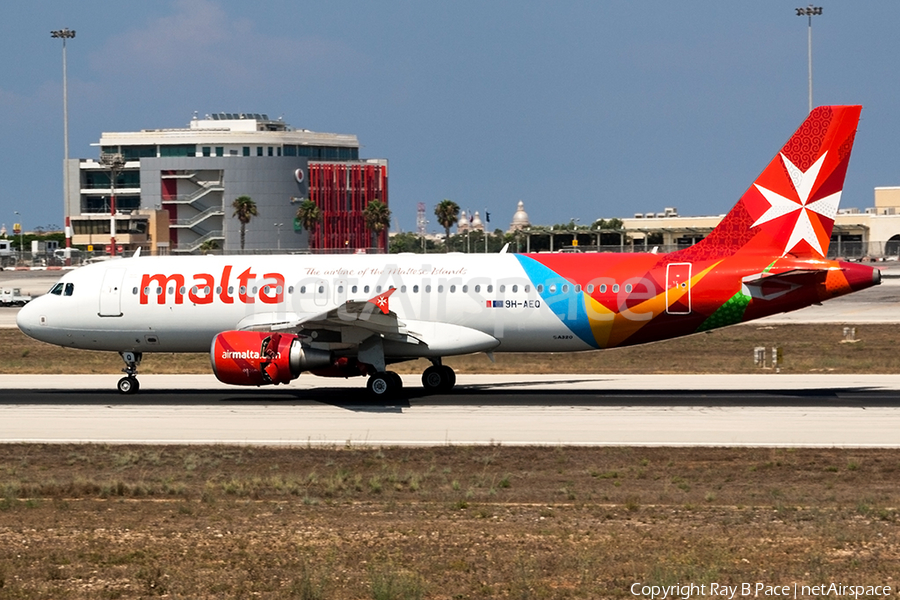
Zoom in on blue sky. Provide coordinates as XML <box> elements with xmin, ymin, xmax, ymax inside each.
<box><xmin>1</xmin><ymin>1</ymin><xmax>898</xmax><ymax>234</ymax></box>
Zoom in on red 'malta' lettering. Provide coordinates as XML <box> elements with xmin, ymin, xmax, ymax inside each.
<box><xmin>139</xmin><ymin>267</ymin><xmax>285</xmax><ymax>305</ymax></box>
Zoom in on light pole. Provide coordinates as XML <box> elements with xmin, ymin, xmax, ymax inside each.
<box><xmin>274</xmin><ymin>222</ymin><xmax>283</xmax><ymax>250</ymax></box>
<box><xmin>99</xmin><ymin>152</ymin><xmax>124</xmax><ymax>256</ymax></box>
<box><xmin>51</xmin><ymin>28</ymin><xmax>75</xmax><ymax>265</ymax></box>
<box><xmin>795</xmin><ymin>5</ymin><xmax>822</xmax><ymax>114</ymax></box>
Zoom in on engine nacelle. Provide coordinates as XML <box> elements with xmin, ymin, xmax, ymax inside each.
<box><xmin>211</xmin><ymin>331</ymin><xmax>332</xmax><ymax>386</ymax></box>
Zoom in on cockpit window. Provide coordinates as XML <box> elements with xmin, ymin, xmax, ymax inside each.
<box><xmin>50</xmin><ymin>283</ymin><xmax>64</xmax><ymax>296</ymax></box>
<box><xmin>64</xmin><ymin>283</ymin><xmax>74</xmax><ymax>297</ymax></box>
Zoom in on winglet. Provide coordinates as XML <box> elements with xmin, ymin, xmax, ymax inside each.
<box><xmin>367</xmin><ymin>287</ymin><xmax>397</xmax><ymax>315</ymax></box>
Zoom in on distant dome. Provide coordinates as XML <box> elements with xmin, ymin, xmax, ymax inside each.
<box><xmin>509</xmin><ymin>200</ymin><xmax>530</xmax><ymax>231</ymax></box>
<box><xmin>457</xmin><ymin>210</ymin><xmax>470</xmax><ymax>233</ymax></box>
<box><xmin>470</xmin><ymin>211</ymin><xmax>484</xmax><ymax>231</ymax></box>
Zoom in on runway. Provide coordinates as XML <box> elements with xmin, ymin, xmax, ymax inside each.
<box><xmin>3</xmin><ymin>267</ymin><xmax>900</xmax><ymax>447</ymax></box>
<box><xmin>3</xmin><ymin>374</ymin><xmax>900</xmax><ymax>447</ymax></box>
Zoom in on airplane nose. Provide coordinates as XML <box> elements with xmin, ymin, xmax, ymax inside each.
<box><xmin>16</xmin><ymin>298</ymin><xmax>44</xmax><ymax>340</ymax></box>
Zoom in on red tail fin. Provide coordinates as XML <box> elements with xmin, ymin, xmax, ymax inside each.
<box><xmin>674</xmin><ymin>106</ymin><xmax>861</xmax><ymax>262</ymax></box>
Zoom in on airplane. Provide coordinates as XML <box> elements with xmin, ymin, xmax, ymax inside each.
<box><xmin>17</xmin><ymin>105</ymin><xmax>880</xmax><ymax>396</ymax></box>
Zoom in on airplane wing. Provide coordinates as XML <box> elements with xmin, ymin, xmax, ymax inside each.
<box><xmin>242</xmin><ymin>287</ymin><xmax>414</xmax><ymax>344</ymax></box>
<box><xmin>239</xmin><ymin>287</ymin><xmax>497</xmax><ymax>358</ymax></box>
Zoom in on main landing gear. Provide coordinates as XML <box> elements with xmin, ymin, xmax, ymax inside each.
<box><xmin>118</xmin><ymin>351</ymin><xmax>142</xmax><ymax>395</ymax></box>
<box><xmin>366</xmin><ymin>371</ymin><xmax>403</xmax><ymax>398</ymax></box>
<box><xmin>364</xmin><ymin>360</ymin><xmax>457</xmax><ymax>398</ymax></box>
<box><xmin>421</xmin><ymin>362</ymin><xmax>456</xmax><ymax>393</ymax></box>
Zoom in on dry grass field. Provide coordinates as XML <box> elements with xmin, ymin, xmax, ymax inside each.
<box><xmin>2</xmin><ymin>445</ymin><xmax>900</xmax><ymax>599</ymax></box>
<box><xmin>2</xmin><ymin>324</ymin><xmax>899</xmax><ymax>598</ymax></box>
<box><xmin>1</xmin><ymin>322</ymin><xmax>899</xmax><ymax>375</ymax></box>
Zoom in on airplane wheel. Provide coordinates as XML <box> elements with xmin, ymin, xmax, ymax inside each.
<box><xmin>117</xmin><ymin>376</ymin><xmax>139</xmax><ymax>395</ymax></box>
<box><xmin>367</xmin><ymin>372</ymin><xmax>393</xmax><ymax>398</ymax></box>
<box><xmin>387</xmin><ymin>371</ymin><xmax>403</xmax><ymax>390</ymax></box>
<box><xmin>422</xmin><ymin>365</ymin><xmax>456</xmax><ymax>393</ymax></box>
<box><xmin>441</xmin><ymin>365</ymin><xmax>456</xmax><ymax>391</ymax></box>
<box><xmin>422</xmin><ymin>365</ymin><xmax>445</xmax><ymax>393</ymax></box>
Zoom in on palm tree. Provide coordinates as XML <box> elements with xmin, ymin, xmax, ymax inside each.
<box><xmin>198</xmin><ymin>239</ymin><xmax>219</xmax><ymax>254</ymax></box>
<box><xmin>231</xmin><ymin>195</ymin><xmax>258</xmax><ymax>251</ymax></box>
<box><xmin>434</xmin><ymin>199</ymin><xmax>459</xmax><ymax>251</ymax></box>
<box><xmin>296</xmin><ymin>199</ymin><xmax>322</xmax><ymax>249</ymax></box>
<box><xmin>363</xmin><ymin>199</ymin><xmax>391</xmax><ymax>251</ymax></box>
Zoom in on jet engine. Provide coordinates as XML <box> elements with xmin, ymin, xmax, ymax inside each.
<box><xmin>211</xmin><ymin>331</ymin><xmax>332</xmax><ymax>386</ymax></box>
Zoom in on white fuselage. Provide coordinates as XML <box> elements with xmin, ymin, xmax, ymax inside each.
<box><xmin>17</xmin><ymin>253</ymin><xmax>595</xmax><ymax>356</ymax></box>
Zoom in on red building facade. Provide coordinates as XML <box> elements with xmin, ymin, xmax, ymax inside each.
<box><xmin>308</xmin><ymin>161</ymin><xmax>389</xmax><ymax>251</ymax></box>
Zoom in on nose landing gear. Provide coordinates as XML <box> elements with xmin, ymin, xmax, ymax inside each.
<box><xmin>118</xmin><ymin>351</ymin><xmax>142</xmax><ymax>394</ymax></box>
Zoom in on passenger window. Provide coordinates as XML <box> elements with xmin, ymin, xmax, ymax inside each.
<box><xmin>537</xmin><ymin>284</ymin><xmax>543</xmax><ymax>293</ymax></box>
<box><xmin>587</xmin><ymin>284</ymin><xmax>594</xmax><ymax>293</ymax></box>
<box><xmin>499</xmin><ymin>285</ymin><xmax>505</xmax><ymax>293</ymax></box>
<box><xmin>426</xmin><ymin>285</ymin><xmax>431</xmax><ymax>293</ymax></box>
<box><xmin>600</xmin><ymin>284</ymin><xmax>607</xmax><ymax>293</ymax></box>
<box><xmin>300</xmin><ymin>286</ymin><xmax>306</xmax><ymax>294</ymax></box>
<box><xmin>525</xmin><ymin>285</ymin><xmax>530</xmax><ymax>293</ymax></box>
<box><xmin>613</xmin><ymin>284</ymin><xmax>620</xmax><ymax>293</ymax></box>
<box><xmin>549</xmin><ymin>284</ymin><xmax>557</xmax><ymax>293</ymax></box>
<box><xmin>364</xmin><ymin>285</ymin><xmax>370</xmax><ymax>294</ymax></box>
<box><xmin>437</xmin><ymin>285</ymin><xmax>443</xmax><ymax>293</ymax></box>
<box><xmin>132</xmin><ymin>287</ymin><xmax>138</xmax><ymax>295</ymax></box>
<box><xmin>352</xmin><ymin>285</ymin><xmax>358</xmax><ymax>294</ymax></box>
<box><xmin>562</xmin><ymin>285</ymin><xmax>568</xmax><ymax>293</ymax></box>
<box><xmin>487</xmin><ymin>285</ymin><xmax>493</xmax><ymax>293</ymax></box>
<box><xmin>462</xmin><ymin>285</ymin><xmax>468</xmax><ymax>293</ymax></box>
<box><xmin>412</xmin><ymin>285</ymin><xmax>418</xmax><ymax>293</ymax></box>
<box><xmin>338</xmin><ymin>285</ymin><xmax>344</xmax><ymax>294</ymax></box>
<box><xmin>474</xmin><ymin>285</ymin><xmax>481</xmax><ymax>293</ymax></box>
<box><xmin>376</xmin><ymin>286</ymin><xmax>382</xmax><ymax>293</ymax></box>
<box><xmin>625</xmin><ymin>284</ymin><xmax>633</xmax><ymax>293</ymax></box>
<box><xmin>512</xmin><ymin>285</ymin><xmax>518</xmax><ymax>293</ymax></box>
<box><xmin>450</xmin><ymin>285</ymin><xmax>456</xmax><ymax>293</ymax></box>
<box><xmin>288</xmin><ymin>286</ymin><xmax>294</xmax><ymax>294</ymax></box>
<box><xmin>317</xmin><ymin>286</ymin><xmax>324</xmax><ymax>294</ymax></box>
<box><xmin>64</xmin><ymin>283</ymin><xmax>74</xmax><ymax>297</ymax></box>
<box><xmin>575</xmin><ymin>285</ymin><xmax>582</xmax><ymax>293</ymax></box>
<box><xmin>401</xmin><ymin>285</ymin><xmax>407</xmax><ymax>293</ymax></box>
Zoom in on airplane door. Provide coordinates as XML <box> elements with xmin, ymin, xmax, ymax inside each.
<box><xmin>665</xmin><ymin>262</ymin><xmax>692</xmax><ymax>315</ymax></box>
<box><xmin>99</xmin><ymin>268</ymin><xmax>125</xmax><ymax>317</ymax></box>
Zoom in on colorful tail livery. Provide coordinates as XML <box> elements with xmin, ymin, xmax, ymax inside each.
<box><xmin>17</xmin><ymin>106</ymin><xmax>880</xmax><ymax>397</ymax></box>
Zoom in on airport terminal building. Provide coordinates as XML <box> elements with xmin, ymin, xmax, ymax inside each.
<box><xmin>64</xmin><ymin>113</ymin><xmax>388</xmax><ymax>255</ymax></box>
<box><xmin>621</xmin><ymin>188</ymin><xmax>900</xmax><ymax>258</ymax></box>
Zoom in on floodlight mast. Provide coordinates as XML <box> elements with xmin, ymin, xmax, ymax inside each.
<box><xmin>100</xmin><ymin>153</ymin><xmax>125</xmax><ymax>257</ymax></box>
<box><xmin>51</xmin><ymin>28</ymin><xmax>76</xmax><ymax>265</ymax></box>
<box><xmin>795</xmin><ymin>5</ymin><xmax>822</xmax><ymax>114</ymax></box>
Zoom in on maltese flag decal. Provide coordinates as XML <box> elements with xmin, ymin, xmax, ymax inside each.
<box><xmin>367</xmin><ymin>287</ymin><xmax>396</xmax><ymax>315</ymax></box>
